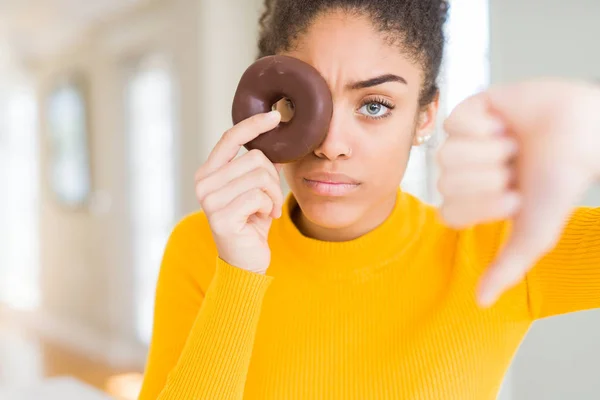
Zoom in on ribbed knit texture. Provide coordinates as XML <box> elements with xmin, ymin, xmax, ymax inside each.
<box><xmin>139</xmin><ymin>190</ymin><xmax>600</xmax><ymax>400</ymax></box>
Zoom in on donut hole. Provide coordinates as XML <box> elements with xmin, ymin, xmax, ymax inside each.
<box><xmin>271</xmin><ymin>97</ymin><xmax>295</xmax><ymax>123</ymax></box>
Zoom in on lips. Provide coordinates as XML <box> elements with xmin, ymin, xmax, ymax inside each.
<box><xmin>302</xmin><ymin>172</ymin><xmax>361</xmax><ymax>196</ymax></box>
<box><xmin>303</xmin><ymin>172</ymin><xmax>360</xmax><ymax>185</ymax></box>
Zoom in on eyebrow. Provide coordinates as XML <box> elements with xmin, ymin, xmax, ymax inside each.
<box><xmin>346</xmin><ymin>74</ymin><xmax>408</xmax><ymax>90</ymax></box>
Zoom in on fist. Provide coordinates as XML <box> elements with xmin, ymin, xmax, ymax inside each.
<box><xmin>438</xmin><ymin>79</ymin><xmax>600</xmax><ymax>306</ymax></box>
<box><xmin>437</xmin><ymin>103</ymin><xmax>521</xmax><ymax>228</ymax></box>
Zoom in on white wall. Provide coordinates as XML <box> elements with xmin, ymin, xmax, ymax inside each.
<box><xmin>490</xmin><ymin>1</ymin><xmax>600</xmax><ymax>398</ymax></box>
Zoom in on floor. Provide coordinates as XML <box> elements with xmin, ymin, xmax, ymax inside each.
<box><xmin>0</xmin><ymin>310</ymin><xmax>144</xmax><ymax>399</ymax></box>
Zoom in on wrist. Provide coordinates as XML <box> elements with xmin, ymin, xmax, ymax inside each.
<box><xmin>590</xmin><ymin>85</ymin><xmax>600</xmax><ymax>178</ymax></box>
<box><xmin>575</xmin><ymin>82</ymin><xmax>600</xmax><ymax>179</ymax></box>
<box><xmin>215</xmin><ymin>257</ymin><xmax>273</xmax><ymax>285</ymax></box>
<box><xmin>217</xmin><ymin>255</ymin><xmax>268</xmax><ymax>275</ymax></box>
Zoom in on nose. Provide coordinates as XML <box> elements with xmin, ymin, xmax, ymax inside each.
<box><xmin>313</xmin><ymin>108</ymin><xmax>352</xmax><ymax>161</ymax></box>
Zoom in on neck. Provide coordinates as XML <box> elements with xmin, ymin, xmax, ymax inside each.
<box><xmin>293</xmin><ymin>193</ymin><xmax>398</xmax><ymax>242</ymax></box>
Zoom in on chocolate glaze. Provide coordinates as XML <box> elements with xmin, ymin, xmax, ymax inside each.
<box><xmin>232</xmin><ymin>55</ymin><xmax>333</xmax><ymax>163</ymax></box>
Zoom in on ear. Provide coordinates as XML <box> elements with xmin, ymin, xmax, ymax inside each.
<box><xmin>412</xmin><ymin>92</ymin><xmax>440</xmax><ymax>146</ymax></box>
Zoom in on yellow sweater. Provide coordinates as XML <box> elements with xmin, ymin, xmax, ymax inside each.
<box><xmin>139</xmin><ymin>190</ymin><xmax>600</xmax><ymax>399</ymax></box>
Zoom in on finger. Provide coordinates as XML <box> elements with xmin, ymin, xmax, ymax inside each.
<box><xmin>229</xmin><ymin>150</ymin><xmax>280</xmax><ymax>183</ymax></box>
<box><xmin>444</xmin><ymin>93</ymin><xmax>506</xmax><ymax>138</ymax></box>
<box><xmin>196</xmin><ymin>149</ymin><xmax>280</xmax><ymax>201</ymax></box>
<box><xmin>195</xmin><ymin>110</ymin><xmax>281</xmax><ymax>181</ymax></box>
<box><xmin>477</xmin><ymin>166</ymin><xmax>590</xmax><ymax>307</ymax></box>
<box><xmin>210</xmin><ymin>188</ymin><xmax>274</xmax><ymax>236</ymax></box>
<box><xmin>438</xmin><ymin>166</ymin><xmax>514</xmax><ymax>198</ymax></box>
<box><xmin>440</xmin><ymin>191</ymin><xmax>522</xmax><ymax>229</ymax></box>
<box><xmin>485</xmin><ymin>81</ymin><xmax>556</xmax><ymax>132</ymax></box>
<box><xmin>437</xmin><ymin>137</ymin><xmax>518</xmax><ymax>169</ymax></box>
<box><xmin>201</xmin><ymin>167</ymin><xmax>284</xmax><ymax>218</ymax></box>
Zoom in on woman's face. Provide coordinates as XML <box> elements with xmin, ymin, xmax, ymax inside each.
<box><xmin>281</xmin><ymin>10</ymin><xmax>438</xmax><ymax>239</ymax></box>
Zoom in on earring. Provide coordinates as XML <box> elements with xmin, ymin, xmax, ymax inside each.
<box><xmin>416</xmin><ymin>135</ymin><xmax>431</xmax><ymax>145</ymax></box>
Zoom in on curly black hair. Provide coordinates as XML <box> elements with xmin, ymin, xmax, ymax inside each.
<box><xmin>257</xmin><ymin>0</ymin><xmax>449</xmax><ymax>107</ymax></box>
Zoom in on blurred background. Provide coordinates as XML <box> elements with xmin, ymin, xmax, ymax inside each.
<box><xmin>0</xmin><ymin>0</ymin><xmax>599</xmax><ymax>399</ymax></box>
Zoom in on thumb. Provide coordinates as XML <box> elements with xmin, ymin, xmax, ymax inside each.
<box><xmin>477</xmin><ymin>165</ymin><xmax>588</xmax><ymax>307</ymax></box>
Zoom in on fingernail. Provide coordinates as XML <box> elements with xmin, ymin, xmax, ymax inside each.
<box><xmin>267</xmin><ymin>110</ymin><xmax>281</xmax><ymax>121</ymax></box>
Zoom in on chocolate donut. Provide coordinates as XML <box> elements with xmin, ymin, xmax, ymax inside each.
<box><xmin>231</xmin><ymin>55</ymin><xmax>333</xmax><ymax>163</ymax></box>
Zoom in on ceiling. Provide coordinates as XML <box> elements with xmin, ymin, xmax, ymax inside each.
<box><xmin>0</xmin><ymin>0</ymin><xmax>144</xmax><ymax>60</ymax></box>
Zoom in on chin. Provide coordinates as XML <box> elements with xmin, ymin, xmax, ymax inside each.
<box><xmin>294</xmin><ymin>193</ymin><xmax>364</xmax><ymax>230</ymax></box>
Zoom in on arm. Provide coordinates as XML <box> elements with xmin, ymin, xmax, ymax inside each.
<box><xmin>470</xmin><ymin>208</ymin><xmax>600</xmax><ymax>319</ymax></box>
<box><xmin>526</xmin><ymin>207</ymin><xmax>600</xmax><ymax>319</ymax></box>
<box><xmin>138</xmin><ymin>213</ymin><xmax>273</xmax><ymax>400</ymax></box>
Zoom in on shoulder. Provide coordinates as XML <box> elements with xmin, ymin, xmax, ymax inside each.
<box><xmin>402</xmin><ymin>192</ymin><xmax>457</xmax><ymax>242</ymax></box>
<box><xmin>458</xmin><ymin>220</ymin><xmax>509</xmax><ymax>265</ymax></box>
<box><xmin>160</xmin><ymin>210</ymin><xmax>218</xmax><ymax>295</ymax></box>
<box><xmin>399</xmin><ymin>191</ymin><xmax>510</xmax><ymax>246</ymax></box>
<box><xmin>167</xmin><ymin>210</ymin><xmax>215</xmax><ymax>251</ymax></box>
<box><xmin>408</xmin><ymin>192</ymin><xmax>510</xmax><ymax>267</ymax></box>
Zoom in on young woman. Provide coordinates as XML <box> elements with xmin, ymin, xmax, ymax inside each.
<box><xmin>138</xmin><ymin>0</ymin><xmax>600</xmax><ymax>398</ymax></box>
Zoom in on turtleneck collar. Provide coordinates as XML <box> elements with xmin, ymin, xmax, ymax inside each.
<box><xmin>271</xmin><ymin>188</ymin><xmax>426</xmax><ymax>280</ymax></box>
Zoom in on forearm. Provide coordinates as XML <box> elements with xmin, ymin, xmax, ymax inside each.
<box><xmin>156</xmin><ymin>258</ymin><xmax>273</xmax><ymax>400</ymax></box>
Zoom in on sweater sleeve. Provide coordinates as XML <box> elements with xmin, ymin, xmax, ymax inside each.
<box><xmin>526</xmin><ymin>207</ymin><xmax>600</xmax><ymax>319</ymax></box>
<box><xmin>138</xmin><ymin>214</ymin><xmax>273</xmax><ymax>400</ymax></box>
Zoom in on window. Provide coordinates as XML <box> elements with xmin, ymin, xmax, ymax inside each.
<box><xmin>0</xmin><ymin>83</ymin><xmax>40</xmax><ymax>310</ymax></box>
<box><xmin>125</xmin><ymin>55</ymin><xmax>177</xmax><ymax>345</ymax></box>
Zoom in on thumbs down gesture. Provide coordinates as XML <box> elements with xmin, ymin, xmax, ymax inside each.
<box><xmin>438</xmin><ymin>79</ymin><xmax>600</xmax><ymax>307</ymax></box>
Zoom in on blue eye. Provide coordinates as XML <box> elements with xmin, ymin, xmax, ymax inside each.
<box><xmin>358</xmin><ymin>99</ymin><xmax>394</xmax><ymax>119</ymax></box>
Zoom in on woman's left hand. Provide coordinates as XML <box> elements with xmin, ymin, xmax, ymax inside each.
<box><xmin>437</xmin><ymin>78</ymin><xmax>600</xmax><ymax>307</ymax></box>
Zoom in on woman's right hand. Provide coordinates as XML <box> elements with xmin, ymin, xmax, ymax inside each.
<box><xmin>195</xmin><ymin>110</ymin><xmax>284</xmax><ymax>274</ymax></box>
